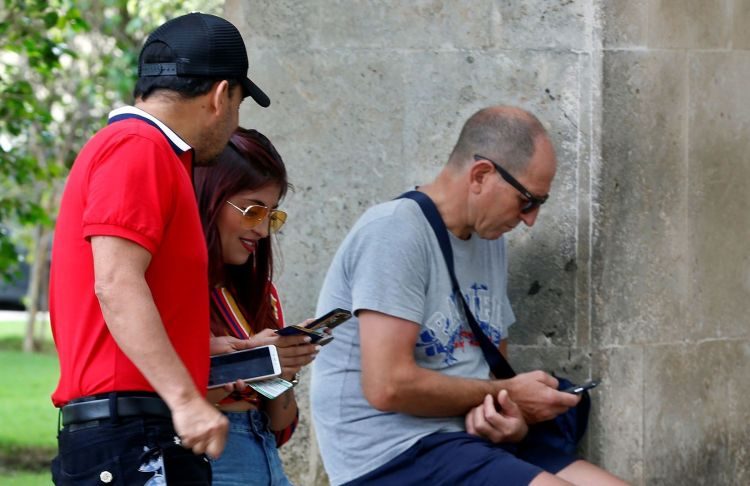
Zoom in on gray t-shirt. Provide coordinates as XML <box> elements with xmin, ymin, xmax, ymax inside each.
<box><xmin>311</xmin><ymin>198</ymin><xmax>516</xmax><ymax>485</ymax></box>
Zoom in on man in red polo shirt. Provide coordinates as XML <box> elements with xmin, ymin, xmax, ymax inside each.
<box><xmin>49</xmin><ymin>13</ymin><xmax>271</xmax><ymax>485</ymax></box>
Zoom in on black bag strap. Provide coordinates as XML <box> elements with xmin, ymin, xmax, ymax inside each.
<box><xmin>399</xmin><ymin>190</ymin><xmax>516</xmax><ymax>379</ymax></box>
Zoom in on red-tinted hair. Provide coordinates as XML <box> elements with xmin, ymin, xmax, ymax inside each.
<box><xmin>194</xmin><ymin>128</ymin><xmax>290</xmax><ymax>333</ymax></box>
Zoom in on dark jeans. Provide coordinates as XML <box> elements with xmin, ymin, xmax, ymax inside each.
<box><xmin>51</xmin><ymin>415</ymin><xmax>211</xmax><ymax>485</ymax></box>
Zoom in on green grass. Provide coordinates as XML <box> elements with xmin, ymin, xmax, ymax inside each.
<box><xmin>0</xmin><ymin>320</ymin><xmax>57</xmax><ymax>483</ymax></box>
<box><xmin>0</xmin><ymin>470</ymin><xmax>52</xmax><ymax>485</ymax></box>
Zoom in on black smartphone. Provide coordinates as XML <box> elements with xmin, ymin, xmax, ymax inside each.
<box><xmin>208</xmin><ymin>345</ymin><xmax>281</xmax><ymax>389</ymax></box>
<box><xmin>275</xmin><ymin>308</ymin><xmax>353</xmax><ymax>342</ymax></box>
<box><xmin>562</xmin><ymin>379</ymin><xmax>600</xmax><ymax>395</ymax></box>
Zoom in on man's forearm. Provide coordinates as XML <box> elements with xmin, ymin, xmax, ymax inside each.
<box><xmin>96</xmin><ymin>278</ymin><xmax>203</xmax><ymax>410</ymax></box>
<box><xmin>364</xmin><ymin>363</ymin><xmax>508</xmax><ymax>417</ymax></box>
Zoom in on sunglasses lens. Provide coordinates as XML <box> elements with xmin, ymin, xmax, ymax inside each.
<box><xmin>521</xmin><ymin>202</ymin><xmax>536</xmax><ymax>214</ymax></box>
<box><xmin>243</xmin><ymin>206</ymin><xmax>269</xmax><ymax>226</ymax></box>
<box><xmin>269</xmin><ymin>211</ymin><xmax>288</xmax><ymax>232</ymax></box>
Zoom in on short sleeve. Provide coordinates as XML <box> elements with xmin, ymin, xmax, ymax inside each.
<box><xmin>499</xmin><ymin>238</ymin><xmax>516</xmax><ymax>337</ymax></box>
<box><xmin>82</xmin><ymin>134</ymin><xmax>178</xmax><ymax>254</ymax></box>
<box><xmin>344</xmin><ymin>205</ymin><xmax>430</xmax><ymax>326</ymax></box>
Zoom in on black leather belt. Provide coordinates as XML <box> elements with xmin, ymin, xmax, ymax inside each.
<box><xmin>61</xmin><ymin>395</ymin><xmax>171</xmax><ymax>427</ymax></box>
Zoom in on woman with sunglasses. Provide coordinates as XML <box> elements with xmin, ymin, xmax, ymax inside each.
<box><xmin>194</xmin><ymin>127</ymin><xmax>318</xmax><ymax>486</ymax></box>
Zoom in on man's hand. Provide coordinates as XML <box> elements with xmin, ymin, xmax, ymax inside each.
<box><xmin>171</xmin><ymin>395</ymin><xmax>229</xmax><ymax>458</ymax></box>
<box><xmin>504</xmin><ymin>370</ymin><xmax>580</xmax><ymax>424</ymax></box>
<box><xmin>465</xmin><ymin>389</ymin><xmax>528</xmax><ymax>443</ymax></box>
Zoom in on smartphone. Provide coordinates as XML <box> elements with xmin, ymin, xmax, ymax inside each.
<box><xmin>562</xmin><ymin>379</ymin><xmax>600</xmax><ymax>395</ymax></box>
<box><xmin>207</xmin><ymin>345</ymin><xmax>281</xmax><ymax>389</ymax></box>
<box><xmin>275</xmin><ymin>308</ymin><xmax>353</xmax><ymax>341</ymax></box>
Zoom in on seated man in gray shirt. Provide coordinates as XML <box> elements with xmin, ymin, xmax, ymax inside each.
<box><xmin>311</xmin><ymin>106</ymin><xmax>628</xmax><ymax>486</ymax></box>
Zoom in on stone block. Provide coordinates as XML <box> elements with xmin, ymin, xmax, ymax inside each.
<box><xmin>642</xmin><ymin>341</ymin><xmax>749</xmax><ymax>485</ymax></box>
<box><xmin>687</xmin><ymin>51</ymin><xmax>750</xmax><ymax>340</ymax></box>
<box><xmin>593</xmin><ymin>50</ymin><xmax>690</xmax><ymax>347</ymax></box>
<box><xmin>648</xmin><ymin>0</ymin><xmax>732</xmax><ymax>48</ymax></box>
<box><xmin>599</xmin><ymin>0</ymin><xmax>648</xmax><ymax>48</ymax></box>
<box><xmin>226</xmin><ymin>0</ymin><xmax>317</xmax><ymax>51</ymax></box>
<box><xmin>733</xmin><ymin>0</ymin><xmax>750</xmax><ymax>49</ymax></box>
<box><xmin>312</xmin><ymin>0</ymin><xmax>495</xmax><ymax>50</ymax></box>
<box><xmin>490</xmin><ymin>0</ymin><xmax>590</xmax><ymax>49</ymax></box>
<box><xmin>508</xmin><ymin>344</ymin><xmax>591</xmax><ymax>381</ymax></box>
<box><xmin>231</xmin><ymin>0</ymin><xmax>496</xmax><ymax>50</ymax></box>
<box><xmin>589</xmin><ymin>346</ymin><xmax>645</xmax><ymax>484</ymax></box>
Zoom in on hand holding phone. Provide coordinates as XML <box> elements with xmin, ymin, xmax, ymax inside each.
<box><xmin>275</xmin><ymin>308</ymin><xmax>352</xmax><ymax>345</ymax></box>
<box><xmin>562</xmin><ymin>379</ymin><xmax>600</xmax><ymax>395</ymax></box>
<box><xmin>208</xmin><ymin>345</ymin><xmax>282</xmax><ymax>389</ymax></box>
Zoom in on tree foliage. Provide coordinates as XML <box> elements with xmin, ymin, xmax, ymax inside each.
<box><xmin>0</xmin><ymin>0</ymin><xmax>223</xmax><ymax>281</ymax></box>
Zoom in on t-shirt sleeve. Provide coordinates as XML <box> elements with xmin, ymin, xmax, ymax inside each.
<box><xmin>499</xmin><ymin>237</ymin><xmax>516</xmax><ymax>337</ymax></box>
<box><xmin>82</xmin><ymin>134</ymin><xmax>177</xmax><ymax>254</ymax></box>
<box><xmin>344</xmin><ymin>210</ymin><xmax>430</xmax><ymax>326</ymax></box>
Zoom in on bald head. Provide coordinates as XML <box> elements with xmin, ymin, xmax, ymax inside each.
<box><xmin>448</xmin><ymin>106</ymin><xmax>549</xmax><ymax>175</ymax></box>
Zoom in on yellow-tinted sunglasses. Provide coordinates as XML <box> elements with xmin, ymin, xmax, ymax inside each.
<box><xmin>226</xmin><ymin>201</ymin><xmax>288</xmax><ymax>233</ymax></box>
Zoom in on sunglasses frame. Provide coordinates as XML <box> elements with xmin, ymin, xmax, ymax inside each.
<box><xmin>473</xmin><ymin>154</ymin><xmax>548</xmax><ymax>214</ymax></box>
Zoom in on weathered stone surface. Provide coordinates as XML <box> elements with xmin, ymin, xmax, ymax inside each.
<box><xmin>733</xmin><ymin>0</ymin><xmax>750</xmax><ymax>49</ymax></box>
<box><xmin>648</xmin><ymin>0</ymin><xmax>733</xmax><ymax>48</ymax></box>
<box><xmin>593</xmin><ymin>50</ymin><xmax>691</xmax><ymax>347</ymax></box>
<box><xmin>590</xmin><ymin>346</ymin><xmax>645</xmax><ymax>484</ymax></box>
<box><xmin>490</xmin><ymin>0</ymin><xmax>590</xmax><ymax>50</ymax></box>
<box><xmin>642</xmin><ymin>341</ymin><xmax>749</xmax><ymax>485</ymax></box>
<box><xmin>599</xmin><ymin>0</ymin><xmax>648</xmax><ymax>48</ymax></box>
<box><xmin>687</xmin><ymin>51</ymin><xmax>750</xmax><ymax>341</ymax></box>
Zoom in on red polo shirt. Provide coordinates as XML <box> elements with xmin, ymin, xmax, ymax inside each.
<box><xmin>50</xmin><ymin>106</ymin><xmax>209</xmax><ymax>406</ymax></box>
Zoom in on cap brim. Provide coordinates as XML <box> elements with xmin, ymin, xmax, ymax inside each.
<box><xmin>242</xmin><ymin>78</ymin><xmax>270</xmax><ymax>107</ymax></box>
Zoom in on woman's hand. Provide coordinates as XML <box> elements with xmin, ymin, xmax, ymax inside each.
<box><xmin>210</xmin><ymin>335</ymin><xmax>255</xmax><ymax>355</ymax></box>
<box><xmin>465</xmin><ymin>389</ymin><xmax>528</xmax><ymax>443</ymax></box>
<box><xmin>249</xmin><ymin>327</ymin><xmax>320</xmax><ymax>381</ymax></box>
<box><xmin>209</xmin><ymin>322</ymin><xmax>320</xmax><ymax>383</ymax></box>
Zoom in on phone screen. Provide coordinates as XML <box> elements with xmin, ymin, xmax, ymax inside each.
<box><xmin>208</xmin><ymin>346</ymin><xmax>278</xmax><ymax>388</ymax></box>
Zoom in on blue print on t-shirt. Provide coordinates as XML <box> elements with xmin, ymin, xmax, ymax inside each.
<box><xmin>415</xmin><ymin>283</ymin><xmax>502</xmax><ymax>366</ymax></box>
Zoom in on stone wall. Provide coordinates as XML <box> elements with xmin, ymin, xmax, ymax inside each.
<box><xmin>225</xmin><ymin>1</ymin><xmax>749</xmax><ymax>484</ymax></box>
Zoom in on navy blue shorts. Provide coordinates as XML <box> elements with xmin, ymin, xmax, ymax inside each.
<box><xmin>344</xmin><ymin>431</ymin><xmax>577</xmax><ymax>486</ymax></box>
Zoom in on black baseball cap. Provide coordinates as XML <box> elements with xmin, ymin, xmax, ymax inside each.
<box><xmin>138</xmin><ymin>12</ymin><xmax>270</xmax><ymax>107</ymax></box>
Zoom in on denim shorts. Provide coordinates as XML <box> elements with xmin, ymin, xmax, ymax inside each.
<box><xmin>210</xmin><ymin>410</ymin><xmax>292</xmax><ymax>486</ymax></box>
<box><xmin>51</xmin><ymin>415</ymin><xmax>211</xmax><ymax>485</ymax></box>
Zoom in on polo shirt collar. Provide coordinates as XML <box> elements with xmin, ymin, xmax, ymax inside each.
<box><xmin>108</xmin><ymin>106</ymin><xmax>192</xmax><ymax>156</ymax></box>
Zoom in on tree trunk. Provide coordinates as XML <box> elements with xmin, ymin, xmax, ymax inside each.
<box><xmin>23</xmin><ymin>226</ymin><xmax>52</xmax><ymax>353</ymax></box>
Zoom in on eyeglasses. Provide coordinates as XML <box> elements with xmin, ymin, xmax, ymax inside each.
<box><xmin>473</xmin><ymin>154</ymin><xmax>548</xmax><ymax>214</ymax></box>
<box><xmin>226</xmin><ymin>201</ymin><xmax>288</xmax><ymax>233</ymax></box>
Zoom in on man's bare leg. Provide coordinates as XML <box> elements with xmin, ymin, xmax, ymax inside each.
<box><xmin>555</xmin><ymin>459</ymin><xmax>630</xmax><ymax>486</ymax></box>
<box><xmin>530</xmin><ymin>471</ymin><xmax>575</xmax><ymax>486</ymax></box>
